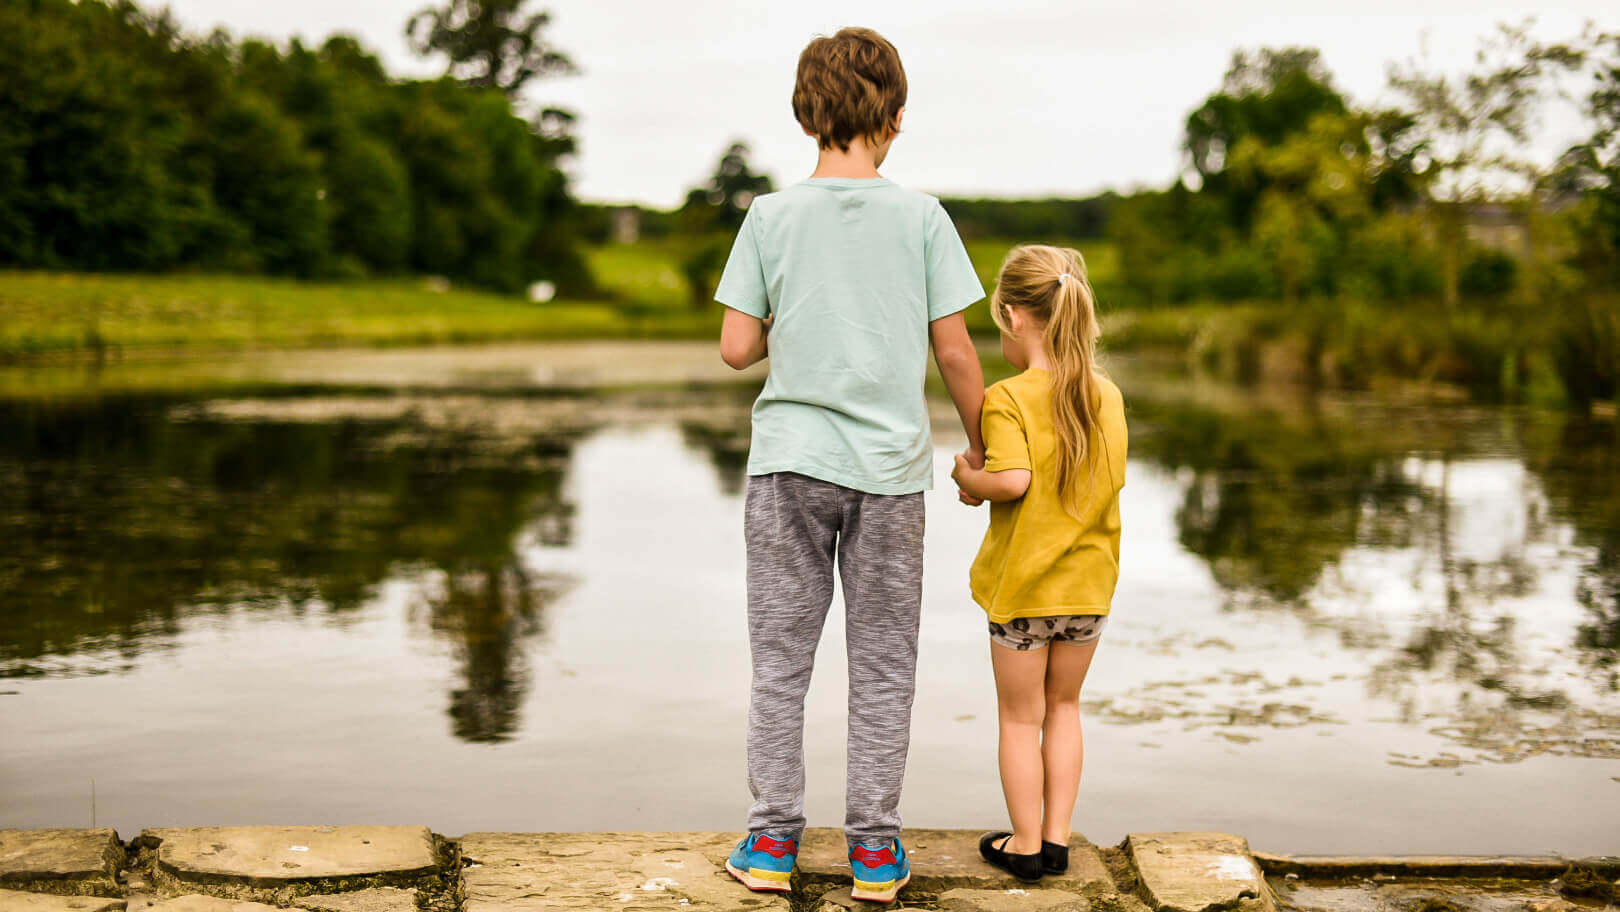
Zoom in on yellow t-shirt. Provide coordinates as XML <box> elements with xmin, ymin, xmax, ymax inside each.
<box><xmin>968</xmin><ymin>369</ymin><xmax>1127</xmax><ymax>624</ymax></box>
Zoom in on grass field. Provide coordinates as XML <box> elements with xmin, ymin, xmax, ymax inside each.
<box><xmin>0</xmin><ymin>238</ymin><xmax>1116</xmax><ymax>360</ymax></box>
<box><xmin>0</xmin><ymin>268</ymin><xmax>713</xmax><ymax>360</ymax></box>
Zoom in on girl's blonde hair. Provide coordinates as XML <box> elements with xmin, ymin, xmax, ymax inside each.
<box><xmin>990</xmin><ymin>244</ymin><xmax>1105</xmax><ymax>513</ymax></box>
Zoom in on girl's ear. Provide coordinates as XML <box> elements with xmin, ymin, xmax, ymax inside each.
<box><xmin>1006</xmin><ymin>306</ymin><xmax>1026</xmax><ymax>336</ymax></box>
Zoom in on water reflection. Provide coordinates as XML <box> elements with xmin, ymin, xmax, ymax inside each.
<box><xmin>1127</xmin><ymin>390</ymin><xmax>1620</xmax><ymax>764</ymax></box>
<box><xmin>0</xmin><ymin>394</ymin><xmax>582</xmax><ymax>743</ymax></box>
<box><xmin>1</xmin><ymin>371</ymin><xmax>1616</xmax><ymax>779</ymax></box>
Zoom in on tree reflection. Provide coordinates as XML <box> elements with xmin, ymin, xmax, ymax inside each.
<box><xmin>679</xmin><ymin>420</ymin><xmax>750</xmax><ymax>496</ymax></box>
<box><xmin>0</xmin><ymin>393</ymin><xmax>582</xmax><ymax>743</ymax></box>
<box><xmin>1524</xmin><ymin>414</ymin><xmax>1620</xmax><ymax>691</ymax></box>
<box><xmin>1130</xmin><ymin>387</ymin><xmax>1620</xmax><ymax>761</ymax></box>
<box><xmin>1130</xmin><ymin>394</ymin><xmax>1431</xmax><ymax>603</ymax></box>
<box><xmin>424</xmin><ymin>561</ymin><xmax>567</xmax><ymax>743</ymax></box>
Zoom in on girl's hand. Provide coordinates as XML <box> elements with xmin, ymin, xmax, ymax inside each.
<box><xmin>952</xmin><ymin>453</ymin><xmax>984</xmax><ymax>506</ymax></box>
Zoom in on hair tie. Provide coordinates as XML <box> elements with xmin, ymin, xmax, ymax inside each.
<box><xmin>1057</xmin><ymin>273</ymin><xmax>1072</xmax><ymax>285</ymax></box>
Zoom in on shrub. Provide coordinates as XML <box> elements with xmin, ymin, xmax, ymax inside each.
<box><xmin>1459</xmin><ymin>248</ymin><xmax>1519</xmax><ymax>296</ymax></box>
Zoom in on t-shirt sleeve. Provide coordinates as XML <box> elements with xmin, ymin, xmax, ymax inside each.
<box><xmin>981</xmin><ymin>383</ymin><xmax>1031</xmax><ymax>473</ymax></box>
<box><xmin>924</xmin><ymin>201</ymin><xmax>985</xmax><ymax>322</ymax></box>
<box><xmin>714</xmin><ymin>206</ymin><xmax>770</xmax><ymax>318</ymax></box>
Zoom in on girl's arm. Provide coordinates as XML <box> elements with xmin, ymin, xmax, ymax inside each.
<box><xmin>720</xmin><ymin>308</ymin><xmax>768</xmax><ymax>370</ymax></box>
<box><xmin>952</xmin><ymin>455</ymin><xmax>1031</xmax><ymax>503</ymax></box>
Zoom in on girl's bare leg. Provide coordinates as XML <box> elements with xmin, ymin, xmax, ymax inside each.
<box><xmin>1040</xmin><ymin>639</ymin><xmax>1100</xmax><ymax>846</ymax></box>
<box><xmin>990</xmin><ymin>640</ymin><xmax>1049</xmax><ymax>855</ymax></box>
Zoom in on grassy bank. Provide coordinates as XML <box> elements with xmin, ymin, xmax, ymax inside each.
<box><xmin>0</xmin><ymin>269</ymin><xmax>719</xmax><ymax>360</ymax></box>
<box><xmin>0</xmin><ymin>238</ymin><xmax>1119</xmax><ymax>360</ymax></box>
<box><xmin>1112</xmin><ymin>296</ymin><xmax>1620</xmax><ymax>408</ymax></box>
<box><xmin>4</xmin><ymin>244</ymin><xmax>1612</xmax><ymax>411</ymax></box>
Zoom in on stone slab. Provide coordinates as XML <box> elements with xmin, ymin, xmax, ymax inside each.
<box><xmin>288</xmin><ymin>888</ymin><xmax>419</xmax><ymax>912</ymax></box>
<box><xmin>1253</xmin><ymin>852</ymin><xmax>1620</xmax><ymax>880</ymax></box>
<box><xmin>128</xmin><ymin>897</ymin><xmax>282</xmax><ymax>912</ymax></box>
<box><xmin>459</xmin><ymin>832</ymin><xmax>790</xmax><ymax>911</ymax></box>
<box><xmin>139</xmin><ymin>827</ymin><xmax>439</xmax><ymax>888</ymax></box>
<box><xmin>0</xmin><ymin>891</ymin><xmax>125</xmax><ymax>912</ymax></box>
<box><xmin>0</xmin><ymin>894</ymin><xmax>123</xmax><ymax>912</ymax></box>
<box><xmin>939</xmin><ymin>887</ymin><xmax>1092</xmax><ymax>912</ymax></box>
<box><xmin>1126</xmin><ymin>833</ymin><xmax>1270</xmax><ymax>912</ymax></box>
<box><xmin>796</xmin><ymin>829</ymin><xmax>1112</xmax><ymax>894</ymax></box>
<box><xmin>0</xmin><ymin>830</ymin><xmax>122</xmax><ymax>892</ymax></box>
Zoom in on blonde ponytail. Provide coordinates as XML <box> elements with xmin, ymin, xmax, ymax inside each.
<box><xmin>990</xmin><ymin>245</ymin><xmax>1105</xmax><ymax>515</ymax></box>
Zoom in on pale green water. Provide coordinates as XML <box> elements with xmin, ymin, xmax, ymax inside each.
<box><xmin>1</xmin><ymin>344</ymin><xmax>1616</xmax><ymax>854</ymax></box>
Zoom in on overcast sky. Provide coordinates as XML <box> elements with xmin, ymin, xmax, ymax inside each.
<box><xmin>159</xmin><ymin>0</ymin><xmax>1614</xmax><ymax>208</ymax></box>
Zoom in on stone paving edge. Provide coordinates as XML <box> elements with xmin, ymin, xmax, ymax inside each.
<box><xmin>1251</xmin><ymin>852</ymin><xmax>1620</xmax><ymax>880</ymax></box>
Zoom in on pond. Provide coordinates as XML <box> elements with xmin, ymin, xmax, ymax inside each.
<box><xmin>1</xmin><ymin>343</ymin><xmax>1616</xmax><ymax>855</ymax></box>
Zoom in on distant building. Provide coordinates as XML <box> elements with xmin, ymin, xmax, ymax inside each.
<box><xmin>1459</xmin><ymin>194</ymin><xmax>1578</xmax><ymax>260</ymax></box>
<box><xmin>611</xmin><ymin>208</ymin><xmax>641</xmax><ymax>245</ymax></box>
<box><xmin>1464</xmin><ymin>204</ymin><xmax>1529</xmax><ymax>258</ymax></box>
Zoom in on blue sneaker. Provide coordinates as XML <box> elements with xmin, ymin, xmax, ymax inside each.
<box><xmin>849</xmin><ymin>838</ymin><xmax>911</xmax><ymax>903</ymax></box>
<box><xmin>725</xmin><ymin>833</ymin><xmax>797</xmax><ymax>893</ymax></box>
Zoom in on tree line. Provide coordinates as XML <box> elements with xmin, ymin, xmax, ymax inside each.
<box><xmin>0</xmin><ymin>0</ymin><xmax>587</xmax><ymax>292</ymax></box>
<box><xmin>1109</xmin><ymin>34</ymin><xmax>1612</xmax><ymax>307</ymax></box>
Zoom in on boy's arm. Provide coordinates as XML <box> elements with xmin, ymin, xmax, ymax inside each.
<box><xmin>929</xmin><ymin>312</ymin><xmax>985</xmax><ymax>460</ymax></box>
<box><xmin>720</xmin><ymin>308</ymin><xmax>768</xmax><ymax>370</ymax></box>
<box><xmin>952</xmin><ymin>456</ymin><xmax>1031</xmax><ymax>503</ymax></box>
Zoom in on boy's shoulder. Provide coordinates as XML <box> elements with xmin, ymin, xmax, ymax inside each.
<box><xmin>749</xmin><ymin>180</ymin><xmax>944</xmax><ymax>218</ymax></box>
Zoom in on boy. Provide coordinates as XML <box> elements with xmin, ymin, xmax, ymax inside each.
<box><xmin>716</xmin><ymin>27</ymin><xmax>988</xmax><ymax>904</ymax></box>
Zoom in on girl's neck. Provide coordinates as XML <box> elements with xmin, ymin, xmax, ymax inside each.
<box><xmin>1023</xmin><ymin>346</ymin><xmax>1052</xmax><ymax>372</ymax></box>
<box><xmin>810</xmin><ymin>139</ymin><xmax>883</xmax><ymax>179</ymax></box>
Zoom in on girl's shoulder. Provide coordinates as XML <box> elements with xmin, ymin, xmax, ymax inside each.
<box><xmin>1094</xmin><ymin>373</ymin><xmax>1124</xmax><ymax>405</ymax></box>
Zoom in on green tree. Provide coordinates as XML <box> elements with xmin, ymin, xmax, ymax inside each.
<box><xmin>0</xmin><ymin>0</ymin><xmax>201</xmax><ymax>269</ymax></box>
<box><xmin>1184</xmin><ymin>48</ymin><xmax>1349</xmax><ymax>232</ymax></box>
<box><xmin>1226</xmin><ymin>113</ymin><xmax>1379</xmax><ymax>298</ymax></box>
<box><xmin>675</xmin><ymin>143</ymin><xmax>775</xmax><ymax>308</ymax></box>
<box><xmin>1388</xmin><ymin>22</ymin><xmax>1585</xmax><ymax>307</ymax></box>
<box><xmin>208</xmin><ymin>90</ymin><xmax>329</xmax><ymax>274</ymax></box>
<box><xmin>1560</xmin><ymin>31</ymin><xmax>1620</xmax><ymax>275</ymax></box>
<box><xmin>686</xmin><ymin>141</ymin><xmax>775</xmax><ymax>231</ymax></box>
<box><xmin>405</xmin><ymin>0</ymin><xmax>576</xmax><ymax>97</ymax></box>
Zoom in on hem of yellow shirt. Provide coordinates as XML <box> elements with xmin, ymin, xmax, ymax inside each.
<box><xmin>972</xmin><ymin>601</ymin><xmax>1115</xmax><ymax>625</ymax></box>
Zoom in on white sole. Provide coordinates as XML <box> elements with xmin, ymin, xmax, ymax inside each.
<box><xmin>725</xmin><ymin>860</ymin><xmax>793</xmax><ymax>893</ymax></box>
<box><xmin>850</xmin><ymin>872</ymin><xmax>910</xmax><ymax>903</ymax></box>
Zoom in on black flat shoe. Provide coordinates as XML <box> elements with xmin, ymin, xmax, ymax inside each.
<box><xmin>979</xmin><ymin>832</ymin><xmax>1043</xmax><ymax>883</ymax></box>
<box><xmin>1041</xmin><ymin>840</ymin><xmax>1069</xmax><ymax>874</ymax></box>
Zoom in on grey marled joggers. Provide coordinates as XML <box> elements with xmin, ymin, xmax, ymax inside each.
<box><xmin>744</xmin><ymin>471</ymin><xmax>925</xmax><ymax>847</ymax></box>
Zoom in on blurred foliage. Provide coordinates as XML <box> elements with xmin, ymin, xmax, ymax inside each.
<box><xmin>1388</xmin><ymin>22</ymin><xmax>1587</xmax><ymax>307</ymax></box>
<box><xmin>1103</xmin><ymin>29</ymin><xmax>1619</xmax><ymax>410</ymax></box>
<box><xmin>936</xmin><ymin>196</ymin><xmax>1114</xmax><ymax>240</ymax></box>
<box><xmin>672</xmin><ymin>143</ymin><xmax>774</xmax><ymax>310</ymax></box>
<box><xmin>0</xmin><ymin>0</ymin><xmax>586</xmax><ymax>293</ymax></box>
<box><xmin>405</xmin><ymin>0</ymin><xmax>575</xmax><ymax>97</ymax></box>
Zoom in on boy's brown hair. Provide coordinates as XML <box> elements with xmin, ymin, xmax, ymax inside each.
<box><xmin>792</xmin><ymin>28</ymin><xmax>907</xmax><ymax>152</ymax></box>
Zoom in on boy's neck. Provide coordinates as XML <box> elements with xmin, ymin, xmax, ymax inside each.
<box><xmin>810</xmin><ymin>138</ymin><xmax>884</xmax><ymax>179</ymax></box>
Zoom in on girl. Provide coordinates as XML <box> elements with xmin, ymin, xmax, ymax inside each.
<box><xmin>950</xmin><ymin>244</ymin><xmax>1127</xmax><ymax>883</ymax></box>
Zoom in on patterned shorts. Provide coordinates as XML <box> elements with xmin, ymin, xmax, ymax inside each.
<box><xmin>988</xmin><ymin>614</ymin><xmax>1108</xmax><ymax>651</ymax></box>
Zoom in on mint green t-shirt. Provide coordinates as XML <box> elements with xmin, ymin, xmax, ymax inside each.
<box><xmin>715</xmin><ymin>177</ymin><xmax>985</xmax><ymax>494</ymax></box>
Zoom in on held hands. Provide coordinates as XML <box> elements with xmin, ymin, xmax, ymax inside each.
<box><xmin>953</xmin><ymin>447</ymin><xmax>986</xmax><ymax>507</ymax></box>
